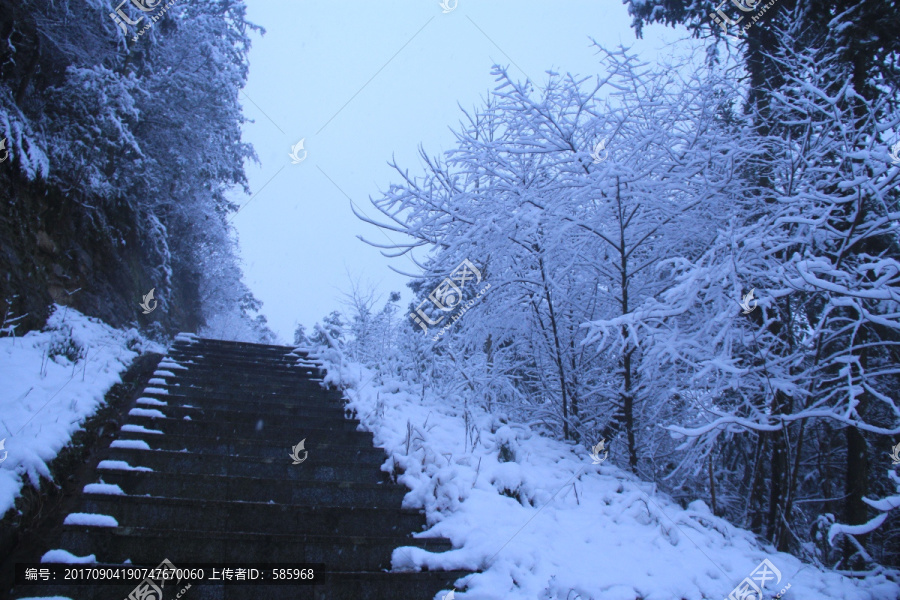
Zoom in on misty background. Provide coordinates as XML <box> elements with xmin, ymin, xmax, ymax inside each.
<box><xmin>234</xmin><ymin>0</ymin><xmax>676</xmax><ymax>341</ymax></box>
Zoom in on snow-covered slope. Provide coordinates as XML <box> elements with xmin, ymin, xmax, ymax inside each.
<box><xmin>313</xmin><ymin>350</ymin><xmax>900</xmax><ymax>600</ymax></box>
<box><xmin>0</xmin><ymin>305</ymin><xmax>158</xmax><ymax>518</ymax></box>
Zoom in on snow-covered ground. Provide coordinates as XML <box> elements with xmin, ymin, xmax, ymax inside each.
<box><xmin>0</xmin><ymin>305</ymin><xmax>159</xmax><ymax>519</ymax></box>
<box><xmin>311</xmin><ymin>348</ymin><xmax>900</xmax><ymax>600</ymax></box>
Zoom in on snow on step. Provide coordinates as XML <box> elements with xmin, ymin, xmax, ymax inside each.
<box><xmin>143</xmin><ymin>387</ymin><xmax>168</xmax><ymax>394</ymax></box>
<box><xmin>153</xmin><ymin>370</ymin><xmax>176</xmax><ymax>377</ymax></box>
<box><xmin>63</xmin><ymin>513</ymin><xmax>118</xmax><ymax>527</ymax></box>
<box><xmin>129</xmin><ymin>408</ymin><xmax>166</xmax><ymax>418</ymax></box>
<box><xmin>121</xmin><ymin>424</ymin><xmax>163</xmax><ymax>434</ymax></box>
<box><xmin>158</xmin><ymin>361</ymin><xmax>187</xmax><ymax>370</ymax></box>
<box><xmin>175</xmin><ymin>332</ymin><xmax>198</xmax><ymax>343</ymax></box>
<box><xmin>97</xmin><ymin>460</ymin><xmax>152</xmax><ymax>472</ymax></box>
<box><xmin>41</xmin><ymin>549</ymin><xmax>96</xmax><ymax>564</ymax></box>
<box><xmin>136</xmin><ymin>397</ymin><xmax>167</xmax><ymax>406</ymax></box>
<box><xmin>148</xmin><ymin>378</ymin><xmax>168</xmax><ymax>385</ymax></box>
<box><xmin>83</xmin><ymin>483</ymin><xmax>125</xmax><ymax>495</ymax></box>
<box><xmin>111</xmin><ymin>439</ymin><xmax>152</xmax><ymax>450</ymax></box>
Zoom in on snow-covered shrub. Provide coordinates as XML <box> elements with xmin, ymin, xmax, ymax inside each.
<box><xmin>46</xmin><ymin>321</ymin><xmax>84</xmax><ymax>363</ymax></box>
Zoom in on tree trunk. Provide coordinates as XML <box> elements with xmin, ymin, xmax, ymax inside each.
<box><xmin>843</xmin><ymin>325</ymin><xmax>869</xmax><ymax>564</ymax></box>
<box><xmin>766</xmin><ymin>392</ymin><xmax>790</xmax><ymax>550</ymax></box>
<box><xmin>748</xmin><ymin>433</ymin><xmax>768</xmax><ymax>534</ymax></box>
<box><xmin>540</xmin><ymin>257</ymin><xmax>569</xmax><ymax>440</ymax></box>
<box><xmin>617</xmin><ymin>181</ymin><xmax>637</xmax><ymax>470</ymax></box>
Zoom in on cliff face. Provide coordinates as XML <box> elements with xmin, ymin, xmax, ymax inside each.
<box><xmin>0</xmin><ymin>1</ymin><xmax>271</xmax><ymax>343</ymax></box>
<box><xmin>0</xmin><ymin>169</ymin><xmax>202</xmax><ymax>335</ymax></box>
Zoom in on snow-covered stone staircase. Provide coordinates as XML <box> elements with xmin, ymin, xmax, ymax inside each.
<box><xmin>14</xmin><ymin>336</ymin><xmax>467</xmax><ymax>599</ymax></box>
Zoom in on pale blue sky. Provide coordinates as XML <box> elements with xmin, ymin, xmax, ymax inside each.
<box><xmin>233</xmin><ymin>0</ymin><xmax>679</xmax><ymax>342</ymax></box>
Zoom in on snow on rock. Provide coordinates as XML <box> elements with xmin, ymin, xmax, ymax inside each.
<box><xmin>97</xmin><ymin>460</ymin><xmax>152</xmax><ymax>472</ymax></box>
<box><xmin>83</xmin><ymin>483</ymin><xmax>125</xmax><ymax>495</ymax></box>
<box><xmin>319</xmin><ymin>355</ymin><xmax>900</xmax><ymax>600</ymax></box>
<box><xmin>0</xmin><ymin>305</ymin><xmax>159</xmax><ymax>519</ymax></box>
<box><xmin>63</xmin><ymin>512</ymin><xmax>118</xmax><ymax>527</ymax></box>
<box><xmin>129</xmin><ymin>408</ymin><xmax>166</xmax><ymax>418</ymax></box>
<box><xmin>41</xmin><ymin>549</ymin><xmax>97</xmax><ymax>563</ymax></box>
<box><xmin>136</xmin><ymin>397</ymin><xmax>167</xmax><ymax>406</ymax></box>
<box><xmin>110</xmin><ymin>440</ymin><xmax>151</xmax><ymax>450</ymax></box>
<box><xmin>121</xmin><ymin>424</ymin><xmax>163</xmax><ymax>435</ymax></box>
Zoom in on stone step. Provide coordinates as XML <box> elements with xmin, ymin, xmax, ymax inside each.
<box><xmin>147</xmin><ymin>377</ymin><xmax>328</xmax><ymax>391</ymax></box>
<box><xmin>157</xmin><ymin>360</ymin><xmax>319</xmax><ymax>373</ymax></box>
<box><xmin>115</xmin><ymin>430</ymin><xmax>383</xmax><ymax>462</ymax></box>
<box><xmin>161</xmin><ymin>355</ymin><xmax>314</xmax><ymax>370</ymax></box>
<box><xmin>95</xmin><ymin>471</ymin><xmax>406</xmax><ymax>506</ymax></box>
<box><xmin>135</xmin><ymin>390</ymin><xmax>347</xmax><ymax>410</ymax></box>
<box><xmin>158</xmin><ymin>355</ymin><xmax>319</xmax><ymax>369</ymax></box>
<box><xmin>166</xmin><ymin>348</ymin><xmax>308</xmax><ymax>365</ymax></box>
<box><xmin>100</xmin><ymin>448</ymin><xmax>390</xmax><ymax>483</ymax></box>
<box><xmin>119</xmin><ymin>424</ymin><xmax>383</xmax><ymax>462</ymax></box>
<box><xmin>153</xmin><ymin>370</ymin><xmax>324</xmax><ymax>385</ymax></box>
<box><xmin>140</xmin><ymin>387</ymin><xmax>343</xmax><ymax>403</ymax></box>
<box><xmin>173</xmin><ymin>338</ymin><xmax>306</xmax><ymax>353</ymax></box>
<box><xmin>147</xmin><ymin>378</ymin><xmax>330</xmax><ymax>399</ymax></box>
<box><xmin>78</xmin><ymin>496</ymin><xmax>427</xmax><ymax>536</ymax></box>
<box><xmin>175</xmin><ymin>337</ymin><xmax>307</xmax><ymax>352</ymax></box>
<box><xmin>131</xmin><ymin>402</ymin><xmax>353</xmax><ymax>423</ymax></box>
<box><xmin>57</xmin><ymin>526</ymin><xmax>453</xmax><ymax>569</ymax></box>
<box><xmin>124</xmin><ymin>415</ymin><xmax>371</xmax><ymax>441</ymax></box>
<box><xmin>159</xmin><ymin>359</ymin><xmax>309</xmax><ymax>375</ymax></box>
<box><xmin>159</xmin><ymin>364</ymin><xmax>319</xmax><ymax>379</ymax></box>
<box><xmin>173</xmin><ymin>342</ymin><xmax>311</xmax><ymax>358</ymax></box>
<box><xmin>12</xmin><ymin>569</ymin><xmax>470</xmax><ymax>600</ymax></box>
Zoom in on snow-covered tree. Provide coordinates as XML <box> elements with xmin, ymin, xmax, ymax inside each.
<box><xmin>584</xmin><ymin>32</ymin><xmax>900</xmax><ymax>563</ymax></box>
<box><xmin>0</xmin><ymin>0</ymin><xmax>268</xmax><ymax>340</ymax></box>
<box><xmin>356</xmin><ymin>47</ymin><xmax>748</xmax><ymax>473</ymax></box>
